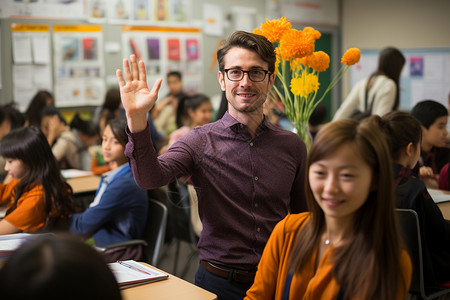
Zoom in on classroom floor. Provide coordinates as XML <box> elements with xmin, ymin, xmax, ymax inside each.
<box><xmin>157</xmin><ymin>239</ymin><xmax>199</xmax><ymax>284</ymax></box>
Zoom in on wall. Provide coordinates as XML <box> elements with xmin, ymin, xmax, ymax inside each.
<box><xmin>339</xmin><ymin>0</ymin><xmax>450</xmax><ymax>107</ymax></box>
<box><xmin>0</xmin><ymin>0</ymin><xmax>266</xmax><ymax>108</ymax></box>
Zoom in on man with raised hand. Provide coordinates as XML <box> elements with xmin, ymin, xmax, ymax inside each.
<box><xmin>116</xmin><ymin>31</ymin><xmax>307</xmax><ymax>300</ymax></box>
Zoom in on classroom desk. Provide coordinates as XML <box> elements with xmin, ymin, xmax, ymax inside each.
<box><xmin>437</xmin><ymin>201</ymin><xmax>450</xmax><ymax>220</ymax></box>
<box><xmin>121</xmin><ymin>263</ymin><xmax>217</xmax><ymax>300</ymax></box>
<box><xmin>66</xmin><ymin>175</ymin><xmax>100</xmax><ymax>194</ymax></box>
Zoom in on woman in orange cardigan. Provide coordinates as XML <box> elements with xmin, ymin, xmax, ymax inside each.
<box><xmin>245</xmin><ymin>119</ymin><xmax>412</xmax><ymax>300</ymax></box>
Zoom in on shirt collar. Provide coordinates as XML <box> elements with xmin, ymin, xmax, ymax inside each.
<box><xmin>103</xmin><ymin>163</ymin><xmax>128</xmax><ymax>184</ymax></box>
<box><xmin>221</xmin><ymin>111</ymin><xmax>269</xmax><ymax>134</ymax></box>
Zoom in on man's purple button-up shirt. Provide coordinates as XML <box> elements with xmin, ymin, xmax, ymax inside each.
<box><xmin>125</xmin><ymin>112</ymin><xmax>307</xmax><ymax>270</ymax></box>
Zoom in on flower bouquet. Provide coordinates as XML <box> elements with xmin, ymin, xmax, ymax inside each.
<box><xmin>253</xmin><ymin>17</ymin><xmax>360</xmax><ymax>149</ymax></box>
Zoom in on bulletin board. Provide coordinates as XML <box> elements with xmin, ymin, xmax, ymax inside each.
<box><xmin>121</xmin><ymin>26</ymin><xmax>202</xmax><ymax>97</ymax></box>
<box><xmin>350</xmin><ymin>48</ymin><xmax>450</xmax><ymax>110</ymax></box>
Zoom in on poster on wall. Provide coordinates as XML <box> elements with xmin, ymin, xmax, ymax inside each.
<box><xmin>350</xmin><ymin>49</ymin><xmax>450</xmax><ymax>110</ymax></box>
<box><xmin>11</xmin><ymin>23</ymin><xmax>52</xmax><ymax>111</ymax></box>
<box><xmin>53</xmin><ymin>25</ymin><xmax>105</xmax><ymax>107</ymax></box>
<box><xmin>121</xmin><ymin>26</ymin><xmax>202</xmax><ymax>96</ymax></box>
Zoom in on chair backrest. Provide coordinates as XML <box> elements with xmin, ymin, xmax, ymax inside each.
<box><xmin>141</xmin><ymin>198</ymin><xmax>168</xmax><ymax>266</ymax></box>
<box><xmin>396</xmin><ymin>209</ymin><xmax>423</xmax><ymax>294</ymax></box>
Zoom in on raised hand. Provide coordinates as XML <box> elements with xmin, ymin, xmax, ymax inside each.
<box><xmin>116</xmin><ymin>55</ymin><xmax>162</xmax><ymax>132</ymax></box>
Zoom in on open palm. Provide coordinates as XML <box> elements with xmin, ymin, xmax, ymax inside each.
<box><xmin>116</xmin><ymin>55</ymin><xmax>162</xmax><ymax>118</ymax></box>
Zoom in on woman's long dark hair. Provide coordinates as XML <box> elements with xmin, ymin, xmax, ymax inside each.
<box><xmin>366</xmin><ymin>47</ymin><xmax>405</xmax><ymax>111</ymax></box>
<box><xmin>0</xmin><ymin>127</ymin><xmax>74</xmax><ymax>230</ymax></box>
<box><xmin>25</xmin><ymin>90</ymin><xmax>54</xmax><ymax>127</ymax></box>
<box><xmin>288</xmin><ymin>119</ymin><xmax>408</xmax><ymax>299</ymax></box>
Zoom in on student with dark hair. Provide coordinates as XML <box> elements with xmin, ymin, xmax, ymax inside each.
<box><xmin>165</xmin><ymin>94</ymin><xmax>212</xmax><ymax>150</ymax></box>
<box><xmin>333</xmin><ymin>47</ymin><xmax>405</xmax><ymax>120</ymax></box>
<box><xmin>94</xmin><ymin>87</ymin><xmax>123</xmax><ymax>135</ymax></box>
<box><xmin>369</xmin><ymin>111</ymin><xmax>450</xmax><ymax>286</ymax></box>
<box><xmin>411</xmin><ymin>100</ymin><xmax>450</xmax><ymax>189</ymax></box>
<box><xmin>40</xmin><ymin>107</ymin><xmax>91</xmax><ymax>170</ymax></box>
<box><xmin>69</xmin><ymin>113</ymin><xmax>100</xmax><ymax>170</ymax></box>
<box><xmin>25</xmin><ymin>90</ymin><xmax>54</xmax><ymax>127</ymax></box>
<box><xmin>0</xmin><ymin>127</ymin><xmax>74</xmax><ymax>234</ymax></box>
<box><xmin>151</xmin><ymin>71</ymin><xmax>187</xmax><ymax>136</ymax></box>
<box><xmin>70</xmin><ymin>118</ymin><xmax>148</xmax><ymax>262</ymax></box>
<box><xmin>0</xmin><ymin>235</ymin><xmax>122</xmax><ymax>300</ymax></box>
<box><xmin>117</xmin><ymin>30</ymin><xmax>307</xmax><ymax>299</ymax></box>
<box><xmin>245</xmin><ymin>119</ymin><xmax>411</xmax><ymax>300</ymax></box>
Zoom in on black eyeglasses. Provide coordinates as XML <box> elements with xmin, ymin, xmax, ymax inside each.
<box><xmin>223</xmin><ymin>68</ymin><xmax>270</xmax><ymax>82</ymax></box>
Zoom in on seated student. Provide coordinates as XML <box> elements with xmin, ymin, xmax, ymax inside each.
<box><xmin>69</xmin><ymin>113</ymin><xmax>101</xmax><ymax>170</ymax></box>
<box><xmin>0</xmin><ymin>235</ymin><xmax>122</xmax><ymax>300</ymax></box>
<box><xmin>159</xmin><ymin>94</ymin><xmax>213</xmax><ymax>155</ymax></box>
<box><xmin>411</xmin><ymin>100</ymin><xmax>450</xmax><ymax>189</ymax></box>
<box><xmin>369</xmin><ymin>111</ymin><xmax>450</xmax><ymax>286</ymax></box>
<box><xmin>151</xmin><ymin>71</ymin><xmax>187</xmax><ymax>136</ymax></box>
<box><xmin>70</xmin><ymin>118</ymin><xmax>148</xmax><ymax>262</ymax></box>
<box><xmin>25</xmin><ymin>90</ymin><xmax>54</xmax><ymax>127</ymax></box>
<box><xmin>245</xmin><ymin>119</ymin><xmax>411</xmax><ymax>300</ymax></box>
<box><xmin>40</xmin><ymin>106</ymin><xmax>81</xmax><ymax>170</ymax></box>
<box><xmin>0</xmin><ymin>127</ymin><xmax>74</xmax><ymax>234</ymax></box>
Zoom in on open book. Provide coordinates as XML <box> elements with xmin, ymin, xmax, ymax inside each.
<box><xmin>108</xmin><ymin>260</ymin><xmax>169</xmax><ymax>289</ymax></box>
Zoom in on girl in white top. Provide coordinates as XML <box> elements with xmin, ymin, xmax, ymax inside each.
<box><xmin>333</xmin><ymin>47</ymin><xmax>405</xmax><ymax>120</ymax></box>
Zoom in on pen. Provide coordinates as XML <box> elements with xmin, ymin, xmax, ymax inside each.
<box><xmin>117</xmin><ymin>261</ymin><xmax>153</xmax><ymax>276</ymax></box>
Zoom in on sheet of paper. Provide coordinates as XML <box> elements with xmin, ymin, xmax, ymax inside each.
<box><xmin>12</xmin><ymin>32</ymin><xmax>32</xmax><ymax>64</ymax></box>
<box><xmin>32</xmin><ymin>33</ymin><xmax>50</xmax><ymax>64</ymax></box>
<box><xmin>13</xmin><ymin>64</ymin><xmax>34</xmax><ymax>89</ymax></box>
<box><xmin>427</xmin><ymin>189</ymin><xmax>450</xmax><ymax>204</ymax></box>
<box><xmin>108</xmin><ymin>260</ymin><xmax>168</xmax><ymax>283</ymax></box>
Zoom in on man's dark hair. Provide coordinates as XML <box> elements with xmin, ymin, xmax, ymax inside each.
<box><xmin>411</xmin><ymin>100</ymin><xmax>448</xmax><ymax>129</ymax></box>
<box><xmin>217</xmin><ymin>31</ymin><xmax>276</xmax><ymax>74</ymax></box>
<box><xmin>167</xmin><ymin>71</ymin><xmax>182</xmax><ymax>81</ymax></box>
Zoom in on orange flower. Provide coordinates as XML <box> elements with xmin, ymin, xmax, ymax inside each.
<box><xmin>279</xmin><ymin>28</ymin><xmax>315</xmax><ymax>59</ymax></box>
<box><xmin>303</xmin><ymin>27</ymin><xmax>321</xmax><ymax>40</ymax></box>
<box><xmin>306</xmin><ymin>51</ymin><xmax>330</xmax><ymax>72</ymax></box>
<box><xmin>253</xmin><ymin>16</ymin><xmax>291</xmax><ymax>43</ymax></box>
<box><xmin>341</xmin><ymin>48</ymin><xmax>361</xmax><ymax>65</ymax></box>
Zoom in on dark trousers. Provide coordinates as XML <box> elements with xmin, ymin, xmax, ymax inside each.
<box><xmin>195</xmin><ymin>263</ymin><xmax>254</xmax><ymax>300</ymax></box>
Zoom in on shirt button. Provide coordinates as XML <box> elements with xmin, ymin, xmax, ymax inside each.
<box><xmin>254</xmin><ymin>203</ymin><xmax>258</xmax><ymax>207</ymax></box>
<box><xmin>257</xmin><ymin>227</ymin><xmax>261</xmax><ymax>232</ymax></box>
<box><xmin>250</xmin><ymin>142</ymin><xmax>254</xmax><ymax>147</ymax></box>
<box><xmin>240</xmin><ymin>124</ymin><xmax>244</xmax><ymax>128</ymax></box>
<box><xmin>254</xmin><ymin>176</ymin><xmax>259</xmax><ymax>181</ymax></box>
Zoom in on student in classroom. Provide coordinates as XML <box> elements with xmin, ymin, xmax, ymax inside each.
<box><xmin>368</xmin><ymin>111</ymin><xmax>450</xmax><ymax>286</ymax></box>
<box><xmin>24</xmin><ymin>90</ymin><xmax>54</xmax><ymax>127</ymax></box>
<box><xmin>40</xmin><ymin>107</ymin><xmax>99</xmax><ymax>170</ymax></box>
<box><xmin>0</xmin><ymin>234</ymin><xmax>122</xmax><ymax>300</ymax></box>
<box><xmin>333</xmin><ymin>47</ymin><xmax>405</xmax><ymax>120</ymax></box>
<box><xmin>159</xmin><ymin>93</ymin><xmax>213</xmax><ymax>155</ymax></box>
<box><xmin>70</xmin><ymin>117</ymin><xmax>148</xmax><ymax>262</ymax></box>
<box><xmin>151</xmin><ymin>70</ymin><xmax>187</xmax><ymax>136</ymax></box>
<box><xmin>0</xmin><ymin>104</ymin><xmax>26</xmax><ymax>182</ymax></box>
<box><xmin>0</xmin><ymin>127</ymin><xmax>74</xmax><ymax>234</ymax></box>
<box><xmin>245</xmin><ymin>119</ymin><xmax>411</xmax><ymax>300</ymax></box>
<box><xmin>117</xmin><ymin>30</ymin><xmax>307</xmax><ymax>299</ymax></box>
<box><xmin>411</xmin><ymin>100</ymin><xmax>450</xmax><ymax>189</ymax></box>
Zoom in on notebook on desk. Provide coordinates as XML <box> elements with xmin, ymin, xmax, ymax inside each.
<box><xmin>108</xmin><ymin>260</ymin><xmax>169</xmax><ymax>289</ymax></box>
<box><xmin>427</xmin><ymin>188</ymin><xmax>450</xmax><ymax>204</ymax></box>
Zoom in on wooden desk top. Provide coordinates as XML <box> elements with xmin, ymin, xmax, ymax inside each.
<box><xmin>121</xmin><ymin>263</ymin><xmax>217</xmax><ymax>300</ymax></box>
<box><xmin>437</xmin><ymin>201</ymin><xmax>450</xmax><ymax>220</ymax></box>
<box><xmin>66</xmin><ymin>174</ymin><xmax>100</xmax><ymax>194</ymax></box>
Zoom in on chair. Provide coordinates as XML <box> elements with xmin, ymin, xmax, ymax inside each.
<box><xmin>396</xmin><ymin>209</ymin><xmax>450</xmax><ymax>300</ymax></box>
<box><xmin>159</xmin><ymin>180</ymin><xmax>199</xmax><ymax>278</ymax></box>
<box><xmin>105</xmin><ymin>198</ymin><xmax>168</xmax><ymax>266</ymax></box>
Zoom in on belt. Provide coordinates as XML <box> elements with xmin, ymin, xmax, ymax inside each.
<box><xmin>200</xmin><ymin>260</ymin><xmax>256</xmax><ymax>283</ymax></box>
